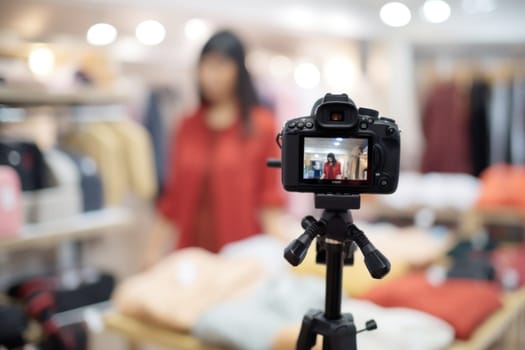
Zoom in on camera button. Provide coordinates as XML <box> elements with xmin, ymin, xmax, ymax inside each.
<box><xmin>378</xmin><ymin>177</ymin><xmax>390</xmax><ymax>188</ymax></box>
<box><xmin>386</xmin><ymin>127</ymin><xmax>396</xmax><ymax>135</ymax></box>
<box><xmin>359</xmin><ymin>122</ymin><xmax>368</xmax><ymax>129</ymax></box>
<box><xmin>297</xmin><ymin>122</ymin><xmax>305</xmax><ymax>129</ymax></box>
<box><xmin>288</xmin><ymin>122</ymin><xmax>296</xmax><ymax>128</ymax></box>
<box><xmin>305</xmin><ymin>121</ymin><xmax>313</xmax><ymax>129</ymax></box>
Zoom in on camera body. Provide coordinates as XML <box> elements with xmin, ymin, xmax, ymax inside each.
<box><xmin>280</xmin><ymin>93</ymin><xmax>400</xmax><ymax>194</ymax></box>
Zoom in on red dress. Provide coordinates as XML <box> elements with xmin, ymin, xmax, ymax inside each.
<box><xmin>323</xmin><ymin>161</ymin><xmax>341</xmax><ymax>179</ymax></box>
<box><xmin>157</xmin><ymin>106</ymin><xmax>285</xmax><ymax>252</ymax></box>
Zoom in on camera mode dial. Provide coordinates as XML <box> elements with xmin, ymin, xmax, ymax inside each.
<box><xmin>358</xmin><ymin>107</ymin><xmax>379</xmax><ymax>118</ymax></box>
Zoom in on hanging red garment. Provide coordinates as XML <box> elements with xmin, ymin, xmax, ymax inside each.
<box><xmin>157</xmin><ymin>106</ymin><xmax>285</xmax><ymax>253</ymax></box>
<box><xmin>421</xmin><ymin>82</ymin><xmax>472</xmax><ymax>173</ymax></box>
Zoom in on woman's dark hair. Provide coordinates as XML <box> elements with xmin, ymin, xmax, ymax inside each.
<box><xmin>327</xmin><ymin>153</ymin><xmax>336</xmax><ymax>162</ymax></box>
<box><xmin>199</xmin><ymin>30</ymin><xmax>259</xmax><ymax>134</ymax></box>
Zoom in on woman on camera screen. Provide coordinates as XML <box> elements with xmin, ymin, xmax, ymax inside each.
<box><xmin>142</xmin><ymin>30</ymin><xmax>284</xmax><ymax>267</ymax></box>
<box><xmin>321</xmin><ymin>153</ymin><xmax>342</xmax><ymax>180</ymax></box>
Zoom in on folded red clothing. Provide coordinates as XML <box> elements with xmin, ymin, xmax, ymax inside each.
<box><xmin>360</xmin><ymin>273</ymin><xmax>502</xmax><ymax>339</ymax></box>
<box><xmin>491</xmin><ymin>245</ymin><xmax>525</xmax><ymax>289</ymax></box>
<box><xmin>476</xmin><ymin>164</ymin><xmax>525</xmax><ymax>215</ymax></box>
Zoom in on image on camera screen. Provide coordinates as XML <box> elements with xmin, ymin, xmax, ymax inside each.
<box><xmin>303</xmin><ymin>137</ymin><xmax>368</xmax><ymax>182</ymax></box>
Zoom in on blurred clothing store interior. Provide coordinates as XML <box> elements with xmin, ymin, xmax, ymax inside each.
<box><xmin>0</xmin><ymin>0</ymin><xmax>525</xmax><ymax>349</ymax></box>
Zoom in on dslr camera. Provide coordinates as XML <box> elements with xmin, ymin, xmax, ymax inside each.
<box><xmin>279</xmin><ymin>93</ymin><xmax>400</xmax><ymax>194</ymax></box>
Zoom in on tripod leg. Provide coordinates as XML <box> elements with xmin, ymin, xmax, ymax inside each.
<box><xmin>296</xmin><ymin>311</ymin><xmax>318</xmax><ymax>350</ymax></box>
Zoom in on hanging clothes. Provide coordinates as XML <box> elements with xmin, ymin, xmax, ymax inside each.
<box><xmin>421</xmin><ymin>82</ymin><xmax>472</xmax><ymax>173</ymax></box>
<box><xmin>469</xmin><ymin>79</ymin><xmax>491</xmax><ymax>176</ymax></box>
<box><xmin>143</xmin><ymin>89</ymin><xmax>167</xmax><ymax>196</ymax></box>
<box><xmin>510</xmin><ymin>77</ymin><xmax>525</xmax><ymax>164</ymax></box>
<box><xmin>488</xmin><ymin>81</ymin><xmax>512</xmax><ymax>165</ymax></box>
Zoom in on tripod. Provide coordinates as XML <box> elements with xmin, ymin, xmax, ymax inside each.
<box><xmin>284</xmin><ymin>194</ymin><xmax>391</xmax><ymax>350</ymax></box>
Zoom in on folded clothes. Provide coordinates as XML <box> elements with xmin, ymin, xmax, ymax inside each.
<box><xmin>272</xmin><ymin>299</ymin><xmax>454</xmax><ymax>350</ymax></box>
<box><xmin>290</xmin><ymin>224</ymin><xmax>453</xmax><ymax>297</ymax></box>
<box><xmin>356</xmin><ymin>223</ymin><xmax>452</xmax><ymax>268</ymax></box>
<box><xmin>491</xmin><ymin>244</ymin><xmax>525</xmax><ymax>290</ymax></box>
<box><xmin>192</xmin><ymin>273</ymin><xmax>325</xmax><ymax>350</ymax></box>
<box><xmin>360</xmin><ymin>273</ymin><xmax>502</xmax><ymax>339</ymax></box>
<box><xmin>220</xmin><ymin>234</ymin><xmax>289</xmax><ymax>274</ymax></box>
<box><xmin>112</xmin><ymin>248</ymin><xmax>266</xmax><ymax>331</ymax></box>
<box><xmin>476</xmin><ymin>164</ymin><xmax>525</xmax><ymax>215</ymax></box>
<box><xmin>291</xmin><ymin>243</ymin><xmax>409</xmax><ymax>298</ymax></box>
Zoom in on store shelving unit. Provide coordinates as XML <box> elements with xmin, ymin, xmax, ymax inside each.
<box><xmin>0</xmin><ymin>87</ymin><xmax>128</xmax><ymax>106</ymax></box>
<box><xmin>54</xmin><ymin>300</ymin><xmax>112</xmax><ymax>328</ymax></box>
<box><xmin>0</xmin><ymin>207</ymin><xmax>134</xmax><ymax>251</ymax></box>
<box><xmin>0</xmin><ymin>81</ymin><xmax>141</xmax><ymax>345</ymax></box>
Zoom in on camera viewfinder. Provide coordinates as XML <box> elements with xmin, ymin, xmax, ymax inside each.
<box><xmin>330</xmin><ymin>112</ymin><xmax>344</xmax><ymax>122</ymax></box>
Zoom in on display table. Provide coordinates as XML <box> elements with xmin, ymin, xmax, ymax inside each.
<box><xmin>104</xmin><ymin>287</ymin><xmax>525</xmax><ymax>350</ymax></box>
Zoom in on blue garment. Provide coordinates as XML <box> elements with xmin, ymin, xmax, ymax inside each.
<box><xmin>143</xmin><ymin>90</ymin><xmax>166</xmax><ymax>196</ymax></box>
<box><xmin>510</xmin><ymin>77</ymin><xmax>525</xmax><ymax>164</ymax></box>
<box><xmin>488</xmin><ymin>81</ymin><xmax>511</xmax><ymax>165</ymax></box>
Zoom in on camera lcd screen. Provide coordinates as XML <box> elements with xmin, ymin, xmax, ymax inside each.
<box><xmin>302</xmin><ymin>137</ymin><xmax>369</xmax><ymax>184</ymax></box>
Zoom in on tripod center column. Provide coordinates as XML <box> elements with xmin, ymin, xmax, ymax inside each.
<box><xmin>324</xmin><ymin>238</ymin><xmax>344</xmax><ymax>320</ymax></box>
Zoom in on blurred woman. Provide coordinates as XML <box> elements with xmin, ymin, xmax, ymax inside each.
<box><xmin>142</xmin><ymin>30</ymin><xmax>284</xmax><ymax>267</ymax></box>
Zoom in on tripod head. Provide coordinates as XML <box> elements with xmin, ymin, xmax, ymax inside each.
<box><xmin>284</xmin><ymin>194</ymin><xmax>390</xmax><ymax>279</ymax></box>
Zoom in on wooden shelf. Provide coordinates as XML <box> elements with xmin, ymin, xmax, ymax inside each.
<box><xmin>0</xmin><ymin>87</ymin><xmax>128</xmax><ymax>106</ymax></box>
<box><xmin>363</xmin><ymin>200</ymin><xmax>525</xmax><ymax>227</ymax></box>
<box><xmin>0</xmin><ymin>207</ymin><xmax>134</xmax><ymax>251</ymax></box>
<box><xmin>473</xmin><ymin>208</ymin><xmax>525</xmax><ymax>226</ymax></box>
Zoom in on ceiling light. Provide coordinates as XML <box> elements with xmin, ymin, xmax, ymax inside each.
<box><xmin>423</xmin><ymin>0</ymin><xmax>451</xmax><ymax>23</ymax></box>
<box><xmin>28</xmin><ymin>46</ymin><xmax>55</xmax><ymax>79</ymax></box>
<box><xmin>136</xmin><ymin>20</ymin><xmax>166</xmax><ymax>46</ymax></box>
<box><xmin>184</xmin><ymin>18</ymin><xmax>211</xmax><ymax>42</ymax></box>
<box><xmin>380</xmin><ymin>2</ymin><xmax>412</xmax><ymax>27</ymax></box>
<box><xmin>294</xmin><ymin>62</ymin><xmax>320</xmax><ymax>89</ymax></box>
<box><xmin>87</xmin><ymin>23</ymin><xmax>117</xmax><ymax>46</ymax></box>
